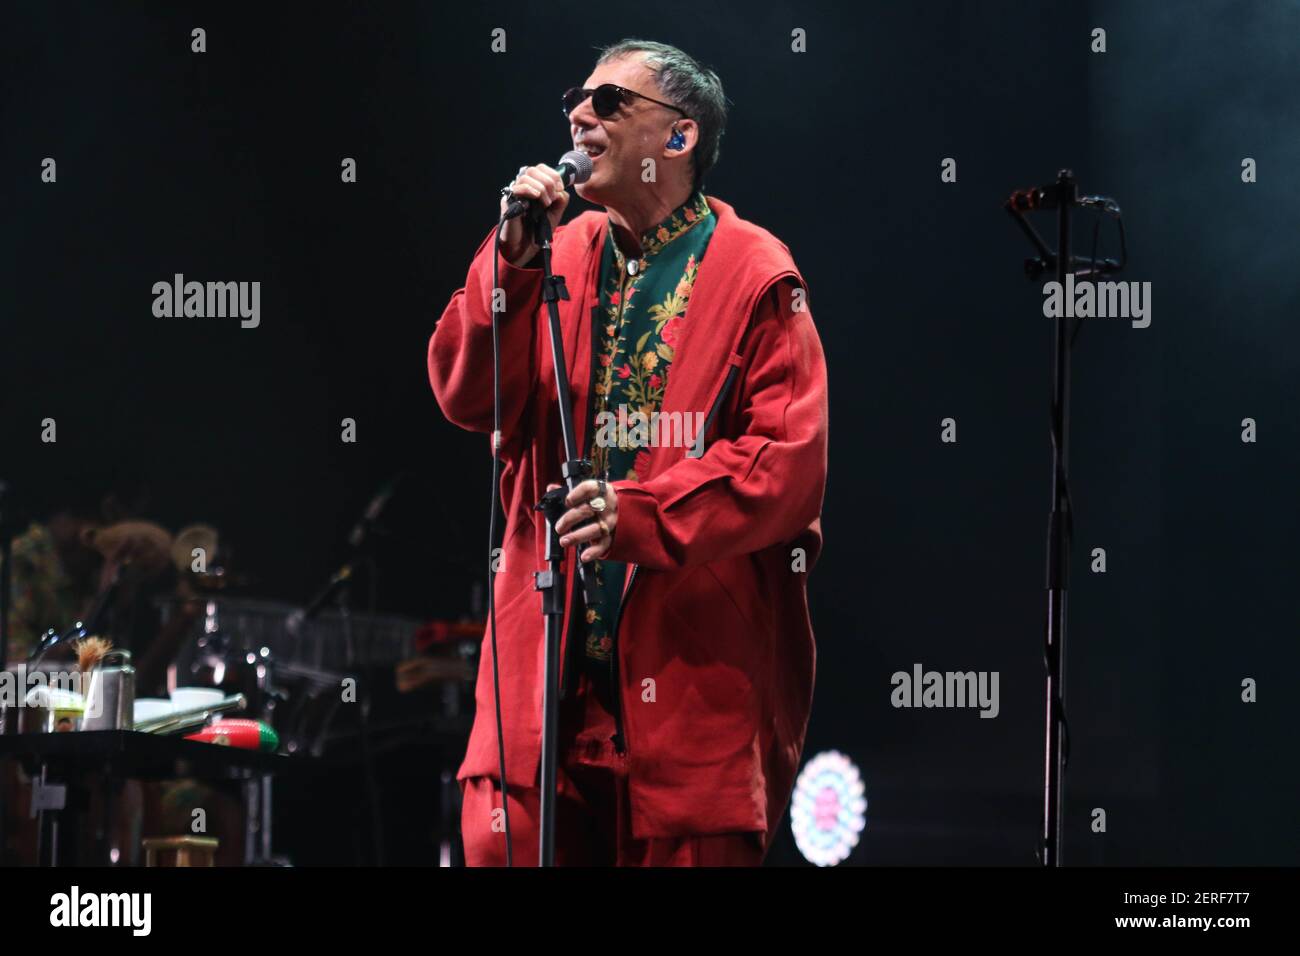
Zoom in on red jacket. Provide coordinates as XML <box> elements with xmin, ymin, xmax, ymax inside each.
<box><xmin>429</xmin><ymin>196</ymin><xmax>828</xmax><ymax>845</ymax></box>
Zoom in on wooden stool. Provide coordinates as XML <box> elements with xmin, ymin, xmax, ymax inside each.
<box><xmin>142</xmin><ymin>836</ymin><xmax>219</xmax><ymax>867</ymax></box>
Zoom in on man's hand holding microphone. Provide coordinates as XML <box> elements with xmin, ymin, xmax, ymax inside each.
<box><xmin>490</xmin><ymin>151</ymin><xmax>610</xmax><ymax>559</ymax></box>
<box><xmin>496</xmin><ymin>151</ymin><xmax>591</xmax><ymax>268</ymax></box>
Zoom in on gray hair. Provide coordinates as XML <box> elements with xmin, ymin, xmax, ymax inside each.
<box><xmin>597</xmin><ymin>39</ymin><xmax>728</xmax><ymax>190</ymax></box>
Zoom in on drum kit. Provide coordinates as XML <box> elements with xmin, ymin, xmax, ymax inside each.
<box><xmin>3</xmin><ymin>513</ymin><xmax>482</xmax><ymax>865</ymax></box>
<box><xmin>154</xmin><ymin>522</ymin><xmax>479</xmax><ymax>758</ymax></box>
<box><xmin>176</xmin><ymin>529</ymin><xmax>480</xmax><ymax>866</ymax></box>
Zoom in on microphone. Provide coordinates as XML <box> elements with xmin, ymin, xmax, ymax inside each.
<box><xmin>1008</xmin><ymin>185</ymin><xmax>1120</xmax><ymax>216</ymax></box>
<box><xmin>348</xmin><ymin>473</ymin><xmax>404</xmax><ymax>549</ymax></box>
<box><xmin>501</xmin><ymin>150</ymin><xmax>593</xmax><ymax>221</ymax></box>
<box><xmin>286</xmin><ymin>564</ymin><xmax>353</xmax><ymax>636</ymax></box>
<box><xmin>1078</xmin><ymin>194</ymin><xmax>1122</xmax><ymax>217</ymax></box>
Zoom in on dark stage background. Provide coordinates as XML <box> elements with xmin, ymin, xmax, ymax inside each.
<box><xmin>2</xmin><ymin>1</ymin><xmax>1296</xmax><ymax>865</ymax></box>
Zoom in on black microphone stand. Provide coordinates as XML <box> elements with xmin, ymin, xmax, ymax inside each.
<box><xmin>1041</xmin><ymin>170</ymin><xmax>1074</xmax><ymax>868</ymax></box>
<box><xmin>528</xmin><ymin>206</ymin><xmax>598</xmax><ymax>867</ymax></box>
<box><xmin>1005</xmin><ymin>169</ymin><xmax>1125</xmax><ymax>866</ymax></box>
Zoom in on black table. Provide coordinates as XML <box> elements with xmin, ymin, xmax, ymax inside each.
<box><xmin>0</xmin><ymin>731</ymin><xmax>294</xmax><ymax>866</ymax></box>
<box><xmin>0</xmin><ymin>730</ymin><xmax>289</xmax><ymax>780</ymax></box>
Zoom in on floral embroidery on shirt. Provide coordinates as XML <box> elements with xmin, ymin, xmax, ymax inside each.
<box><xmin>582</xmin><ymin>191</ymin><xmax>715</xmax><ymax>664</ymax></box>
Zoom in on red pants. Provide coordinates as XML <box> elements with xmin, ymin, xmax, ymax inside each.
<box><xmin>460</xmin><ymin>670</ymin><xmax>765</xmax><ymax>866</ymax></box>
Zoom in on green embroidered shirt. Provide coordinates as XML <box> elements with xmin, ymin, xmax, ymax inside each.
<box><xmin>581</xmin><ymin>191</ymin><xmax>716</xmax><ymax>672</ymax></box>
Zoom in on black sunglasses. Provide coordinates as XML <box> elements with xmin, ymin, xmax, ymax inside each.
<box><xmin>562</xmin><ymin>84</ymin><xmax>690</xmax><ymax>119</ymax></box>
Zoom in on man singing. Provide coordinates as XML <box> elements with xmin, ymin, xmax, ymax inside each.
<box><xmin>430</xmin><ymin>39</ymin><xmax>828</xmax><ymax>866</ymax></box>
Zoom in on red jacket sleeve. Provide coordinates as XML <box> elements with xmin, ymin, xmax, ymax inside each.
<box><xmin>606</xmin><ymin>280</ymin><xmax>828</xmax><ymax>571</ymax></box>
<box><xmin>428</xmin><ymin>226</ymin><xmax>543</xmax><ymax>450</ymax></box>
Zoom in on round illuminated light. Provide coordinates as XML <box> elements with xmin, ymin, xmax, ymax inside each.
<box><xmin>790</xmin><ymin>750</ymin><xmax>867</xmax><ymax>866</ymax></box>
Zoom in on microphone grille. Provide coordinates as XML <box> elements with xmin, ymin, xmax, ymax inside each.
<box><xmin>560</xmin><ymin>149</ymin><xmax>593</xmax><ymax>184</ymax></box>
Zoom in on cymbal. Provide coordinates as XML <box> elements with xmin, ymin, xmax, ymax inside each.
<box><xmin>81</xmin><ymin>520</ymin><xmax>174</xmax><ymax>575</ymax></box>
<box><xmin>172</xmin><ymin>523</ymin><xmax>219</xmax><ymax>573</ymax></box>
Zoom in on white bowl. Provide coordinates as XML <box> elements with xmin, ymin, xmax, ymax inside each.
<box><xmin>133</xmin><ymin>699</ymin><xmax>173</xmax><ymax>724</ymax></box>
<box><xmin>170</xmin><ymin>687</ymin><xmax>225</xmax><ymax>711</ymax></box>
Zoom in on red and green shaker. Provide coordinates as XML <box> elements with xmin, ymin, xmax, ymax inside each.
<box><xmin>185</xmin><ymin>719</ymin><xmax>279</xmax><ymax>751</ymax></box>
